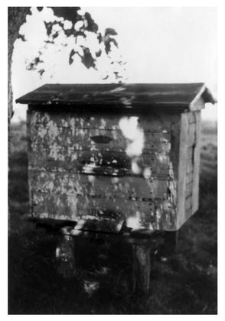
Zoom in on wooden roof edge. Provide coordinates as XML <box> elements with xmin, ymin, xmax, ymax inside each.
<box><xmin>16</xmin><ymin>83</ymin><xmax>217</xmax><ymax>108</ymax></box>
<box><xmin>189</xmin><ymin>83</ymin><xmax>217</xmax><ymax>109</ymax></box>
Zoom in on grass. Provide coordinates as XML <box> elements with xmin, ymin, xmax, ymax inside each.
<box><xmin>8</xmin><ymin>121</ymin><xmax>217</xmax><ymax>314</ymax></box>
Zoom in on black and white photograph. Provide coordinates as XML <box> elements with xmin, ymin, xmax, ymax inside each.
<box><xmin>7</xmin><ymin>4</ymin><xmax>218</xmax><ymax>315</ymax></box>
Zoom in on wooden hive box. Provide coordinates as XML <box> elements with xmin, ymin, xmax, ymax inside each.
<box><xmin>16</xmin><ymin>83</ymin><xmax>216</xmax><ymax>233</ymax></box>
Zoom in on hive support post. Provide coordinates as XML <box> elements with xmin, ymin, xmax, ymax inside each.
<box><xmin>130</xmin><ymin>231</ymin><xmax>164</xmax><ymax>296</ymax></box>
<box><xmin>132</xmin><ymin>238</ymin><xmax>151</xmax><ymax>296</ymax></box>
<box><xmin>55</xmin><ymin>227</ymin><xmax>76</xmax><ymax>278</ymax></box>
<box><xmin>160</xmin><ymin>231</ymin><xmax>179</xmax><ymax>259</ymax></box>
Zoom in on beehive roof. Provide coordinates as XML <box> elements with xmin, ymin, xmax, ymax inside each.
<box><xmin>16</xmin><ymin>83</ymin><xmax>216</xmax><ymax>110</ymax></box>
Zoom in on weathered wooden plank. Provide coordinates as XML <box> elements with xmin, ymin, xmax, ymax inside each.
<box><xmin>30</xmin><ymin>170</ymin><xmax>171</xmax><ymax>200</ymax></box>
<box><xmin>30</xmin><ymin>110</ymin><xmax>119</xmax><ymax>130</ymax></box>
<box><xmin>30</xmin><ymin>139</ymin><xmax>171</xmax><ymax>156</ymax></box>
<box><xmin>32</xmin><ymin>190</ymin><xmax>177</xmax><ymax>231</ymax></box>
<box><xmin>30</xmin><ymin>121</ymin><xmax>171</xmax><ymax>154</ymax></box>
<box><xmin>31</xmin><ymin>110</ymin><xmax>171</xmax><ymax>132</ymax></box>
<box><xmin>185</xmin><ymin>195</ymin><xmax>192</xmax><ymax>212</ymax></box>
<box><xmin>177</xmin><ymin>113</ymin><xmax>189</xmax><ymax>229</ymax></box>
<box><xmin>187</xmin><ymin>146</ymin><xmax>194</xmax><ymax>160</ymax></box>
<box><xmin>189</xmin><ymin>96</ymin><xmax>205</xmax><ymax>112</ymax></box>
<box><xmin>185</xmin><ymin>207</ymin><xmax>192</xmax><ymax>221</ymax></box>
<box><xmin>30</xmin><ymin>110</ymin><xmax>126</xmax><ymax>130</ymax></box>
<box><xmin>30</xmin><ymin>124</ymin><xmax>75</xmax><ymax>147</ymax></box>
<box><xmin>186</xmin><ymin>171</ymin><xmax>193</xmax><ymax>184</ymax></box>
<box><xmin>192</xmin><ymin>111</ymin><xmax>201</xmax><ymax>213</ymax></box>
<box><xmin>188</xmin><ymin>112</ymin><xmax>196</xmax><ymax>124</ymax></box>
<box><xmin>138</xmin><ymin>113</ymin><xmax>181</xmax><ymax>133</ymax></box>
<box><xmin>186</xmin><ymin>160</ymin><xmax>194</xmax><ymax>174</ymax></box>
<box><xmin>188</xmin><ymin>123</ymin><xmax>196</xmax><ymax>146</ymax></box>
<box><xmin>30</xmin><ymin>108</ymin><xmax>178</xmax><ymax>132</ymax></box>
<box><xmin>185</xmin><ymin>182</ymin><xmax>193</xmax><ymax>198</ymax></box>
<box><xmin>76</xmin><ymin>129</ymin><xmax>171</xmax><ymax>152</ymax></box>
<box><xmin>29</xmin><ymin>147</ymin><xmax>172</xmax><ymax>178</ymax></box>
<box><xmin>32</xmin><ymin>191</ymin><xmax>139</xmax><ymax>224</ymax></box>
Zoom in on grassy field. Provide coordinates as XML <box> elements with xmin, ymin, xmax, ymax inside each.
<box><xmin>8</xmin><ymin>120</ymin><xmax>217</xmax><ymax>314</ymax></box>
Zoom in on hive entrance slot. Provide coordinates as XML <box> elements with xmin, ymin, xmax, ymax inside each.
<box><xmin>78</xmin><ymin>152</ymin><xmax>131</xmax><ymax>169</ymax></box>
<box><xmin>90</xmin><ymin>135</ymin><xmax>113</xmax><ymax>144</ymax></box>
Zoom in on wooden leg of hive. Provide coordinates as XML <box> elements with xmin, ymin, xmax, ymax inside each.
<box><xmin>55</xmin><ymin>228</ymin><xmax>76</xmax><ymax>278</ymax></box>
<box><xmin>161</xmin><ymin>231</ymin><xmax>179</xmax><ymax>258</ymax></box>
<box><xmin>132</xmin><ymin>239</ymin><xmax>151</xmax><ymax>296</ymax></box>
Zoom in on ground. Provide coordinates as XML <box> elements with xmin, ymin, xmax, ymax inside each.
<box><xmin>8</xmin><ymin>120</ymin><xmax>217</xmax><ymax>314</ymax></box>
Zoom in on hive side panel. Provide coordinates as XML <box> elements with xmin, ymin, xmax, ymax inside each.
<box><xmin>191</xmin><ymin>111</ymin><xmax>201</xmax><ymax>214</ymax></box>
<box><xmin>177</xmin><ymin>113</ymin><xmax>189</xmax><ymax>229</ymax></box>
<box><xmin>177</xmin><ymin>111</ymin><xmax>201</xmax><ymax>228</ymax></box>
<box><xmin>184</xmin><ymin>111</ymin><xmax>201</xmax><ymax>220</ymax></box>
<box><xmin>184</xmin><ymin>117</ymin><xmax>195</xmax><ymax>220</ymax></box>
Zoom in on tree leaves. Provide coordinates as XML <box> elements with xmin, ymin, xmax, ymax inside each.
<box><xmin>17</xmin><ymin>34</ymin><xmax>26</xmax><ymax>42</ymax></box>
<box><xmin>105</xmin><ymin>28</ymin><xmax>118</xmax><ymax>37</ymax></box>
<box><xmin>26</xmin><ymin>56</ymin><xmax>44</xmax><ymax>71</ymax></box>
<box><xmin>44</xmin><ymin>21</ymin><xmax>64</xmax><ymax>37</ymax></box>
<box><xmin>95</xmin><ymin>49</ymin><xmax>102</xmax><ymax>58</ymax></box>
<box><xmin>50</xmin><ymin>7</ymin><xmax>81</xmax><ymax>26</ymax></box>
<box><xmin>69</xmin><ymin>47</ymin><xmax>96</xmax><ymax>69</ymax></box>
<box><xmin>69</xmin><ymin>49</ymin><xmax>75</xmax><ymax>65</ymax></box>
<box><xmin>84</xmin><ymin>12</ymin><xmax>98</xmax><ymax>33</ymax></box>
<box><xmin>23</xmin><ymin>7</ymin><xmax>126</xmax><ymax>82</ymax></box>
<box><xmin>81</xmin><ymin>47</ymin><xmax>96</xmax><ymax>69</ymax></box>
<box><xmin>104</xmin><ymin>28</ymin><xmax>118</xmax><ymax>54</ymax></box>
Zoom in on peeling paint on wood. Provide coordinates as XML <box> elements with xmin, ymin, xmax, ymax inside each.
<box><xmin>27</xmin><ymin>108</ymin><xmax>179</xmax><ymax>232</ymax></box>
<box><xmin>32</xmin><ymin>190</ymin><xmax>177</xmax><ymax>231</ymax></box>
<box><xmin>30</xmin><ymin>171</ymin><xmax>170</xmax><ymax>200</ymax></box>
<box><xmin>26</xmin><ymin>97</ymin><xmax>205</xmax><ymax>233</ymax></box>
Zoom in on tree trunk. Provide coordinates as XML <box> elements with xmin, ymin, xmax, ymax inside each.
<box><xmin>8</xmin><ymin>7</ymin><xmax>31</xmax><ymax>126</ymax></box>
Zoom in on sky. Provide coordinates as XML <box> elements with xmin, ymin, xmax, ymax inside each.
<box><xmin>12</xmin><ymin>6</ymin><xmax>217</xmax><ymax>122</ymax></box>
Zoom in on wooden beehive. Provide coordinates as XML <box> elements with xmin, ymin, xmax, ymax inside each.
<box><xmin>16</xmin><ymin>83</ymin><xmax>216</xmax><ymax>233</ymax></box>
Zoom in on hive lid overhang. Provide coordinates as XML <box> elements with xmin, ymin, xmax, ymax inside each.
<box><xmin>16</xmin><ymin>83</ymin><xmax>217</xmax><ymax>111</ymax></box>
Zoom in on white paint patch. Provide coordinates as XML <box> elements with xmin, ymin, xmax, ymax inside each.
<box><xmin>49</xmin><ymin>144</ymin><xmax>58</xmax><ymax>160</ymax></box>
<box><xmin>126</xmin><ymin>211</ymin><xmax>141</xmax><ymax>229</ymax></box>
<box><xmin>38</xmin><ymin>126</ymin><xmax>47</xmax><ymax>138</ymax></box>
<box><xmin>100</xmin><ymin>119</ymin><xmax>106</xmax><ymax>129</ymax></box>
<box><xmin>143</xmin><ymin>167</ymin><xmax>152</xmax><ymax>179</ymax></box>
<box><xmin>131</xmin><ymin>160</ymin><xmax>142</xmax><ymax>174</ymax></box>
<box><xmin>119</xmin><ymin>117</ymin><xmax>145</xmax><ymax>157</ymax></box>
<box><xmin>47</xmin><ymin>121</ymin><xmax>59</xmax><ymax>140</ymax></box>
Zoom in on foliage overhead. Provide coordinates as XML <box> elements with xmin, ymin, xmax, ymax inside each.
<box><xmin>19</xmin><ymin>7</ymin><xmax>126</xmax><ymax>82</ymax></box>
